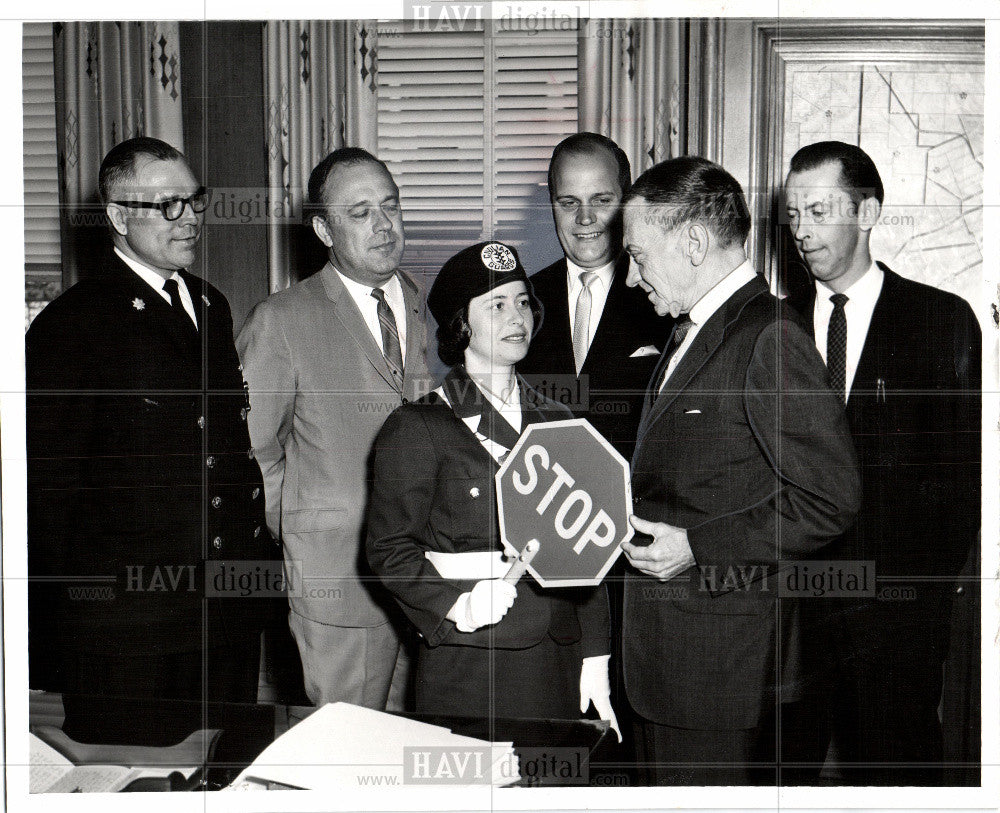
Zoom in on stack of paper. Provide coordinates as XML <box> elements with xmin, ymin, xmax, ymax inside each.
<box><xmin>229</xmin><ymin>703</ymin><xmax>519</xmax><ymax>790</ymax></box>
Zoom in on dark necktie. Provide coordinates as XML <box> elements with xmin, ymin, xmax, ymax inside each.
<box><xmin>370</xmin><ymin>287</ymin><xmax>404</xmax><ymax>384</ymax></box>
<box><xmin>163</xmin><ymin>277</ymin><xmax>196</xmax><ymax>331</ymax></box>
<box><xmin>827</xmin><ymin>293</ymin><xmax>849</xmax><ymax>401</ymax></box>
<box><xmin>651</xmin><ymin>314</ymin><xmax>693</xmax><ymax>395</ymax></box>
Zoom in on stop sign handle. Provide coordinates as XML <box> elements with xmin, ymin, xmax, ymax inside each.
<box><xmin>502</xmin><ymin>539</ymin><xmax>540</xmax><ymax>585</ymax></box>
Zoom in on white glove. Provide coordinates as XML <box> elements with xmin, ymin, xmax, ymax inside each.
<box><xmin>579</xmin><ymin>654</ymin><xmax>622</xmax><ymax>742</ymax></box>
<box><xmin>451</xmin><ymin>579</ymin><xmax>517</xmax><ymax>632</ymax></box>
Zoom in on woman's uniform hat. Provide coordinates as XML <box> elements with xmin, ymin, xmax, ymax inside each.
<box><xmin>428</xmin><ymin>241</ymin><xmax>540</xmax><ymax>327</ymax></box>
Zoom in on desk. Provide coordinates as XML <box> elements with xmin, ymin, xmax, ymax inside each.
<box><xmin>29</xmin><ymin>693</ymin><xmax>613</xmax><ymax>789</ymax></box>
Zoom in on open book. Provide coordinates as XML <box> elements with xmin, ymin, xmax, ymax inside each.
<box><xmin>29</xmin><ymin>727</ymin><xmax>217</xmax><ymax>793</ymax></box>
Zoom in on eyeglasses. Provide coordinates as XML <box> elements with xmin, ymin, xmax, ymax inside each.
<box><xmin>112</xmin><ymin>187</ymin><xmax>210</xmax><ymax>221</ymax></box>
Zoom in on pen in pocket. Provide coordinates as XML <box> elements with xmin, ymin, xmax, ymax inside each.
<box><xmin>876</xmin><ymin>378</ymin><xmax>887</xmax><ymax>403</ymax></box>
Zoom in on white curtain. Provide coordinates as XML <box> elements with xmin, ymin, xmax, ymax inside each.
<box><xmin>263</xmin><ymin>21</ymin><xmax>379</xmax><ymax>291</ymax></box>
<box><xmin>53</xmin><ymin>22</ymin><xmax>185</xmax><ymax>288</ymax></box>
<box><xmin>578</xmin><ymin>18</ymin><xmax>723</xmax><ymax>176</ymax></box>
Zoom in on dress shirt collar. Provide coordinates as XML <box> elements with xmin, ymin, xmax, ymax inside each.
<box><xmin>114</xmin><ymin>247</ymin><xmax>184</xmax><ymax>297</ymax></box>
<box><xmin>333</xmin><ymin>265</ymin><xmax>407</xmax><ymax>362</ymax></box>
<box><xmin>336</xmin><ymin>266</ymin><xmax>404</xmax><ymax>305</ymax></box>
<box><xmin>814</xmin><ymin>261</ymin><xmax>883</xmax><ymax>310</ymax></box>
<box><xmin>688</xmin><ymin>258</ymin><xmax>758</xmax><ymax>327</ymax></box>
<box><xmin>566</xmin><ymin>257</ymin><xmax>615</xmax><ymax>293</ymax></box>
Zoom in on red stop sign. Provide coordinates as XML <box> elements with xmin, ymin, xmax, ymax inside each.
<box><xmin>495</xmin><ymin>419</ymin><xmax>633</xmax><ymax>587</ymax></box>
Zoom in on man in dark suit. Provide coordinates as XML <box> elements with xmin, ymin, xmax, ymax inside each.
<box><xmin>517</xmin><ymin>134</ymin><xmax>671</xmax><ymax>757</ymax></box>
<box><xmin>518</xmin><ymin>132</ymin><xmax>670</xmax><ymax>462</ymax></box>
<box><xmin>26</xmin><ymin>137</ymin><xmax>276</xmax><ymax>743</ymax></box>
<box><xmin>620</xmin><ymin>156</ymin><xmax>860</xmax><ymax>785</ymax></box>
<box><xmin>783</xmin><ymin>141</ymin><xmax>981</xmax><ymax>785</ymax></box>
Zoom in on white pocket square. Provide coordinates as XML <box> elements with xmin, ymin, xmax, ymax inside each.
<box><xmin>629</xmin><ymin>345</ymin><xmax>661</xmax><ymax>358</ymax></box>
<box><xmin>684</xmin><ymin>409</ymin><xmax>702</xmax><ymax>414</ymax></box>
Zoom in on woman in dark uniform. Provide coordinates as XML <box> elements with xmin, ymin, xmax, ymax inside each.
<box><xmin>366</xmin><ymin>241</ymin><xmax>619</xmax><ymax>731</ymax></box>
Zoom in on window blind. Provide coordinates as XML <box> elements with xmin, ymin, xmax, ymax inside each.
<box><xmin>23</xmin><ymin>23</ymin><xmax>61</xmax><ymax>274</ymax></box>
<box><xmin>376</xmin><ymin>21</ymin><xmax>578</xmax><ymax>275</ymax></box>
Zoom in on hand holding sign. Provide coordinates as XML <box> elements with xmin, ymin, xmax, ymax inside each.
<box><xmin>496</xmin><ymin>419</ymin><xmax>633</xmax><ymax>587</ymax></box>
<box><xmin>623</xmin><ymin>515</ymin><xmax>696</xmax><ymax>582</ymax></box>
<box><xmin>453</xmin><ymin>580</ymin><xmax>517</xmax><ymax>633</ymax></box>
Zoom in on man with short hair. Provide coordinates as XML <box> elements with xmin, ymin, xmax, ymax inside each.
<box><xmin>519</xmin><ymin>132</ymin><xmax>670</xmax><ymax>462</ymax></box>
<box><xmin>517</xmin><ymin>134</ymin><xmax>670</xmax><ymax>756</ymax></box>
<box><xmin>620</xmin><ymin>156</ymin><xmax>860</xmax><ymax>785</ymax></box>
<box><xmin>27</xmin><ymin>136</ymin><xmax>274</xmax><ymax>742</ymax></box>
<box><xmin>238</xmin><ymin>148</ymin><xmax>431</xmax><ymax>709</ymax></box>
<box><xmin>783</xmin><ymin>141</ymin><xmax>981</xmax><ymax>785</ymax></box>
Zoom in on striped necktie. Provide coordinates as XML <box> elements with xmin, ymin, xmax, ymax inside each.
<box><xmin>370</xmin><ymin>287</ymin><xmax>404</xmax><ymax>384</ymax></box>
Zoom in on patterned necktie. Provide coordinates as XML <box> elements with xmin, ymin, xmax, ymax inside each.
<box><xmin>370</xmin><ymin>287</ymin><xmax>404</xmax><ymax>383</ymax></box>
<box><xmin>163</xmin><ymin>277</ymin><xmax>196</xmax><ymax>331</ymax></box>
<box><xmin>672</xmin><ymin>314</ymin><xmax>694</xmax><ymax>347</ymax></box>
<box><xmin>572</xmin><ymin>270</ymin><xmax>597</xmax><ymax>374</ymax></box>
<box><xmin>827</xmin><ymin>293</ymin><xmax>849</xmax><ymax>401</ymax></box>
<box><xmin>653</xmin><ymin>314</ymin><xmax>693</xmax><ymax>394</ymax></box>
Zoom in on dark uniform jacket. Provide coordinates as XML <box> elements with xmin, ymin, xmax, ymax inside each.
<box><xmin>623</xmin><ymin>274</ymin><xmax>860</xmax><ymax>730</ymax></box>
<box><xmin>26</xmin><ymin>253</ymin><xmax>276</xmax><ymax>691</ymax></box>
<box><xmin>366</xmin><ymin>365</ymin><xmax>610</xmax><ymax>656</ymax></box>
<box><xmin>518</xmin><ymin>253</ymin><xmax>672</xmax><ymax>461</ymax></box>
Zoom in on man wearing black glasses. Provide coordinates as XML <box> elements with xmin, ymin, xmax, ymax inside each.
<box><xmin>26</xmin><ymin>137</ymin><xmax>277</xmax><ymax>743</ymax></box>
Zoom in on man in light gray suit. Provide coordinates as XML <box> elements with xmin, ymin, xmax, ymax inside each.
<box><xmin>238</xmin><ymin>147</ymin><xmax>431</xmax><ymax>709</ymax></box>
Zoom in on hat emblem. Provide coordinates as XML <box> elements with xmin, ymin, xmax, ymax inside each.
<box><xmin>480</xmin><ymin>243</ymin><xmax>516</xmax><ymax>272</ymax></box>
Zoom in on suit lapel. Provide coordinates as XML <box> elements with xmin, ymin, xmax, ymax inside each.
<box><xmin>850</xmin><ymin>263</ymin><xmax>895</xmax><ymax>398</ymax></box>
<box><xmin>539</xmin><ymin>259</ymin><xmax>576</xmax><ymax>372</ymax></box>
<box><xmin>399</xmin><ymin>271</ymin><xmax>427</xmax><ymax>398</ymax></box>
<box><xmin>179</xmin><ymin>270</ymin><xmax>205</xmax><ymax>333</ymax></box>
<box><xmin>317</xmin><ymin>264</ymin><xmax>399</xmax><ymax>391</ymax></box>
<box><xmin>108</xmin><ymin>257</ymin><xmax>199</xmax><ymax>358</ymax></box>
<box><xmin>581</xmin><ymin>253</ymin><xmax>630</xmax><ymax>373</ymax></box>
<box><xmin>443</xmin><ymin>366</ymin><xmax>520</xmax><ymax>464</ymax></box>
<box><xmin>636</xmin><ymin>277</ymin><xmax>768</xmax><ymax>450</ymax></box>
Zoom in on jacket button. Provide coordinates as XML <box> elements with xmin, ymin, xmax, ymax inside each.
<box><xmin>206</xmin><ymin>455</ymin><xmax>216</xmax><ymax>468</ymax></box>
<box><xmin>211</xmin><ymin>496</ymin><xmax>222</xmax><ymax>509</ymax></box>
<box><xmin>212</xmin><ymin>536</ymin><xmax>222</xmax><ymax>550</ymax></box>
<box><xmin>251</xmin><ymin>487</ymin><xmax>261</xmax><ymax>500</ymax></box>
<box><xmin>197</xmin><ymin>416</ymin><xmax>205</xmax><ymax>429</ymax></box>
<box><xmin>253</xmin><ymin>525</ymin><xmax>262</xmax><ymax>538</ymax></box>
<box><xmin>633</xmin><ymin>495</ymin><xmax>642</xmax><ymax>505</ymax></box>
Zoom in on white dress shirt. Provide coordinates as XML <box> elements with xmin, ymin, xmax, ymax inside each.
<box><xmin>660</xmin><ymin>260</ymin><xmax>758</xmax><ymax>391</ymax></box>
<box><xmin>337</xmin><ymin>268</ymin><xmax>407</xmax><ymax>365</ymax></box>
<box><xmin>812</xmin><ymin>262</ymin><xmax>883</xmax><ymax>401</ymax></box>
<box><xmin>566</xmin><ymin>258</ymin><xmax>615</xmax><ymax>353</ymax></box>
<box><xmin>115</xmin><ymin>247</ymin><xmax>197</xmax><ymax>328</ymax></box>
